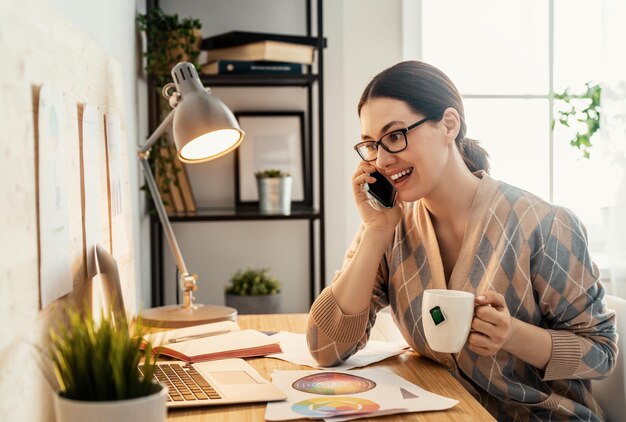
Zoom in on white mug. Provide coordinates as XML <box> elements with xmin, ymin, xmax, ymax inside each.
<box><xmin>422</xmin><ymin>289</ymin><xmax>475</xmax><ymax>353</ymax></box>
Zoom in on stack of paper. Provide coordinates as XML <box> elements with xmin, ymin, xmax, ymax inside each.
<box><xmin>266</xmin><ymin>331</ymin><xmax>409</xmax><ymax>370</ymax></box>
<box><xmin>143</xmin><ymin>321</ymin><xmax>281</xmax><ymax>363</ymax></box>
<box><xmin>265</xmin><ymin>368</ymin><xmax>458</xmax><ymax>421</ymax></box>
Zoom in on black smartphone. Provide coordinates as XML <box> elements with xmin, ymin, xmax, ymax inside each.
<box><xmin>367</xmin><ymin>171</ymin><xmax>397</xmax><ymax>208</ymax></box>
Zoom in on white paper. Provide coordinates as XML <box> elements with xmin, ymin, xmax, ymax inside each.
<box><xmin>266</xmin><ymin>331</ymin><xmax>409</xmax><ymax>370</ymax></box>
<box><xmin>82</xmin><ymin>104</ymin><xmax>104</xmax><ymax>278</ymax></box>
<box><xmin>265</xmin><ymin>369</ymin><xmax>406</xmax><ymax>421</ymax></box>
<box><xmin>38</xmin><ymin>85</ymin><xmax>72</xmax><ymax>308</ymax></box>
<box><xmin>143</xmin><ymin>320</ymin><xmax>241</xmax><ymax>346</ymax></box>
<box><xmin>325</xmin><ymin>371</ymin><xmax>458</xmax><ymax>421</ymax></box>
<box><xmin>105</xmin><ymin>114</ymin><xmax>129</xmax><ymax>258</ymax></box>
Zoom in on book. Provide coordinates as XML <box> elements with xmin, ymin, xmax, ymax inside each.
<box><xmin>201</xmin><ymin>60</ymin><xmax>303</xmax><ymax>75</ymax></box>
<box><xmin>168</xmin><ymin>145</ymin><xmax>196</xmax><ymax>212</ymax></box>
<box><xmin>202</xmin><ymin>30</ymin><xmax>326</xmax><ymax>50</ymax></box>
<box><xmin>159</xmin><ymin>146</ymin><xmax>185</xmax><ymax>212</ymax></box>
<box><xmin>154</xmin><ymin>153</ymin><xmax>174</xmax><ymax>214</ymax></box>
<box><xmin>206</xmin><ymin>41</ymin><xmax>315</xmax><ymax>65</ymax></box>
<box><xmin>143</xmin><ymin>321</ymin><xmax>282</xmax><ymax>363</ymax></box>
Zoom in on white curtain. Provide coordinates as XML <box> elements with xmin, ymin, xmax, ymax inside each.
<box><xmin>601</xmin><ymin>0</ymin><xmax>626</xmax><ymax>298</ymax></box>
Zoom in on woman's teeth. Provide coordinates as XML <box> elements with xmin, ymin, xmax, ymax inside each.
<box><xmin>390</xmin><ymin>168</ymin><xmax>413</xmax><ymax>181</ymax></box>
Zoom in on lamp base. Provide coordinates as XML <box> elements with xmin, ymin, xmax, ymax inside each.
<box><xmin>140</xmin><ymin>304</ymin><xmax>237</xmax><ymax>328</ymax></box>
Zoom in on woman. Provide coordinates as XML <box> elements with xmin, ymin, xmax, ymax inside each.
<box><xmin>306</xmin><ymin>61</ymin><xmax>617</xmax><ymax>421</ymax></box>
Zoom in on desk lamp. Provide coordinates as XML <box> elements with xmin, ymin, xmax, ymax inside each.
<box><xmin>138</xmin><ymin>62</ymin><xmax>244</xmax><ymax>327</ymax></box>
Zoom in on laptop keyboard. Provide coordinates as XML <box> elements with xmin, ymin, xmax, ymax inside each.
<box><xmin>139</xmin><ymin>363</ymin><xmax>222</xmax><ymax>402</ymax></box>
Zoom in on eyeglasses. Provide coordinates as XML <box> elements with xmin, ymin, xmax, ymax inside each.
<box><xmin>353</xmin><ymin>117</ymin><xmax>430</xmax><ymax>162</ymax></box>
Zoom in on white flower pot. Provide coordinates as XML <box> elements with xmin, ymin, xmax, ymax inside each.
<box><xmin>225</xmin><ymin>293</ymin><xmax>281</xmax><ymax>314</ymax></box>
<box><xmin>53</xmin><ymin>384</ymin><xmax>167</xmax><ymax>422</ymax></box>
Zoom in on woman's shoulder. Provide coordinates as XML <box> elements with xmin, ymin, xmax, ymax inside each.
<box><xmin>488</xmin><ymin>176</ymin><xmax>557</xmax><ymax>220</ymax></box>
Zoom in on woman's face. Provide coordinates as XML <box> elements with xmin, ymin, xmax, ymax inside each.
<box><xmin>359</xmin><ymin>97</ymin><xmax>453</xmax><ymax>202</ymax></box>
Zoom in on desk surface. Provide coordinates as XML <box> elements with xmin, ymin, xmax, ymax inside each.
<box><xmin>167</xmin><ymin>313</ymin><xmax>495</xmax><ymax>421</ymax></box>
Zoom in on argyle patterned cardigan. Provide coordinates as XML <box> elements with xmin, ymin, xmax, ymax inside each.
<box><xmin>307</xmin><ymin>172</ymin><xmax>617</xmax><ymax>421</ymax></box>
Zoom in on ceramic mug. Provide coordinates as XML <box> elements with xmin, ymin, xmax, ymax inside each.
<box><xmin>422</xmin><ymin>289</ymin><xmax>475</xmax><ymax>353</ymax></box>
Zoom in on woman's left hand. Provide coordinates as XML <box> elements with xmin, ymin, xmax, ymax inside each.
<box><xmin>468</xmin><ymin>291</ymin><xmax>513</xmax><ymax>356</ymax></box>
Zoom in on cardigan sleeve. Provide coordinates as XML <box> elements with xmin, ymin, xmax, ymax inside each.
<box><xmin>531</xmin><ymin>206</ymin><xmax>617</xmax><ymax>381</ymax></box>
<box><xmin>306</xmin><ymin>225</ymin><xmax>390</xmax><ymax>367</ymax></box>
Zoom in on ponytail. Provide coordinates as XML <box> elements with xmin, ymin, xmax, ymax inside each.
<box><xmin>458</xmin><ymin>137</ymin><xmax>490</xmax><ymax>174</ymax></box>
<box><xmin>359</xmin><ymin>61</ymin><xmax>491</xmax><ymax>174</ymax></box>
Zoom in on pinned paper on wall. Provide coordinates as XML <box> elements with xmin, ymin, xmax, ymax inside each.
<box><xmin>82</xmin><ymin>104</ymin><xmax>106</xmax><ymax>278</ymax></box>
<box><xmin>105</xmin><ymin>113</ymin><xmax>129</xmax><ymax>259</ymax></box>
<box><xmin>38</xmin><ymin>84</ymin><xmax>73</xmax><ymax>308</ymax></box>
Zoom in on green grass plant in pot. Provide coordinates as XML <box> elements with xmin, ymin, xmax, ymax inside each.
<box><xmin>41</xmin><ymin>309</ymin><xmax>166</xmax><ymax>422</ymax></box>
<box><xmin>255</xmin><ymin>169</ymin><xmax>292</xmax><ymax>215</ymax></box>
<box><xmin>225</xmin><ymin>267</ymin><xmax>281</xmax><ymax>314</ymax></box>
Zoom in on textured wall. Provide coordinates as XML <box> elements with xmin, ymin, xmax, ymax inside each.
<box><xmin>0</xmin><ymin>1</ymin><xmax>136</xmax><ymax>419</ymax></box>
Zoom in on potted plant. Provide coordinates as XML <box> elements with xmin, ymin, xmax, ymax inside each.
<box><xmin>40</xmin><ymin>309</ymin><xmax>166</xmax><ymax>422</ymax></box>
<box><xmin>255</xmin><ymin>169</ymin><xmax>293</xmax><ymax>214</ymax></box>
<box><xmin>225</xmin><ymin>267</ymin><xmax>281</xmax><ymax>314</ymax></box>
<box><xmin>136</xmin><ymin>8</ymin><xmax>203</xmax><ymax>208</ymax></box>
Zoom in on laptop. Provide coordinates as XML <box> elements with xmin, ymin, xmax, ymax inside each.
<box><xmin>91</xmin><ymin>244</ymin><xmax>286</xmax><ymax>407</ymax></box>
<box><xmin>140</xmin><ymin>358</ymin><xmax>286</xmax><ymax>408</ymax></box>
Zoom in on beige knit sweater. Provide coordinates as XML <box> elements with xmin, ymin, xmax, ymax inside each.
<box><xmin>307</xmin><ymin>172</ymin><xmax>617</xmax><ymax>421</ymax></box>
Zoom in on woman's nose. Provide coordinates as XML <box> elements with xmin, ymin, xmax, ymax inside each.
<box><xmin>376</xmin><ymin>146</ymin><xmax>395</xmax><ymax>168</ymax></box>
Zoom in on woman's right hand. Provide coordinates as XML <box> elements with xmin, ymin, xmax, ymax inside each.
<box><xmin>352</xmin><ymin>162</ymin><xmax>403</xmax><ymax>235</ymax></box>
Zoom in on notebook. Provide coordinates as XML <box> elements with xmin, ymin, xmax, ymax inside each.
<box><xmin>143</xmin><ymin>321</ymin><xmax>282</xmax><ymax>363</ymax></box>
<box><xmin>140</xmin><ymin>358</ymin><xmax>286</xmax><ymax>408</ymax></box>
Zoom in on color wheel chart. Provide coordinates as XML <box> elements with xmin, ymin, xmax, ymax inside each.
<box><xmin>291</xmin><ymin>373</ymin><xmax>380</xmax><ymax>417</ymax></box>
<box><xmin>292</xmin><ymin>372</ymin><xmax>376</xmax><ymax>395</ymax></box>
<box><xmin>292</xmin><ymin>397</ymin><xmax>380</xmax><ymax>418</ymax></box>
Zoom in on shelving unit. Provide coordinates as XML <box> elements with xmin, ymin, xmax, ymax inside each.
<box><xmin>147</xmin><ymin>0</ymin><xmax>326</xmax><ymax>310</ymax></box>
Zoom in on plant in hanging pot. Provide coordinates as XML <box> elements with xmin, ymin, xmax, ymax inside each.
<box><xmin>136</xmin><ymin>8</ymin><xmax>203</xmax><ymax>208</ymax></box>
<box><xmin>225</xmin><ymin>267</ymin><xmax>282</xmax><ymax>315</ymax></box>
<box><xmin>41</xmin><ymin>309</ymin><xmax>166</xmax><ymax>422</ymax></box>
<box><xmin>255</xmin><ymin>169</ymin><xmax>292</xmax><ymax>215</ymax></box>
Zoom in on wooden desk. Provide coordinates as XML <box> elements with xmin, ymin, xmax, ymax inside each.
<box><xmin>167</xmin><ymin>313</ymin><xmax>495</xmax><ymax>421</ymax></box>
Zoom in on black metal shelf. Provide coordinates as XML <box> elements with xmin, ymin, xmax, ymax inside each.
<box><xmin>168</xmin><ymin>207</ymin><xmax>320</xmax><ymax>222</ymax></box>
<box><xmin>201</xmin><ymin>73</ymin><xmax>318</xmax><ymax>87</ymax></box>
<box><xmin>148</xmin><ymin>0</ymin><xmax>326</xmax><ymax>309</ymax></box>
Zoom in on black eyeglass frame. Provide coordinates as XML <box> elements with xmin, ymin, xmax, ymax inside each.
<box><xmin>353</xmin><ymin>117</ymin><xmax>431</xmax><ymax>162</ymax></box>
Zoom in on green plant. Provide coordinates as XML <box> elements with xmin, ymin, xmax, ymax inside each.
<box><xmin>136</xmin><ymin>8</ymin><xmax>202</xmax><ymax>85</ymax></box>
<box><xmin>43</xmin><ymin>309</ymin><xmax>160</xmax><ymax>401</ymax></box>
<box><xmin>225</xmin><ymin>267</ymin><xmax>281</xmax><ymax>296</ymax></box>
<box><xmin>553</xmin><ymin>82</ymin><xmax>601</xmax><ymax>159</ymax></box>
<box><xmin>137</xmin><ymin>8</ymin><xmax>202</xmax><ymax>208</ymax></box>
<box><xmin>255</xmin><ymin>169</ymin><xmax>291</xmax><ymax>178</ymax></box>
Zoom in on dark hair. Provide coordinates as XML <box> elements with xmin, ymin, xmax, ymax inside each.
<box><xmin>358</xmin><ymin>61</ymin><xmax>490</xmax><ymax>174</ymax></box>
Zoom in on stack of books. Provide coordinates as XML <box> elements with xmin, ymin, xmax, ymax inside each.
<box><xmin>200</xmin><ymin>31</ymin><xmax>326</xmax><ymax>76</ymax></box>
<box><xmin>156</xmin><ymin>144</ymin><xmax>196</xmax><ymax>214</ymax></box>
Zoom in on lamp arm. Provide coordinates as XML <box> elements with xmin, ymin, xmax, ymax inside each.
<box><xmin>139</xmin><ymin>129</ymin><xmax>198</xmax><ymax>308</ymax></box>
<box><xmin>138</xmin><ymin>108</ymin><xmax>176</xmax><ymax>154</ymax></box>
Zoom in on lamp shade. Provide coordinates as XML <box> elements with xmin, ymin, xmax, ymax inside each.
<box><xmin>170</xmin><ymin>63</ymin><xmax>244</xmax><ymax>163</ymax></box>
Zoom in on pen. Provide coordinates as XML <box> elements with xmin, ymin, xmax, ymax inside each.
<box><xmin>167</xmin><ymin>330</ymin><xmax>230</xmax><ymax>344</ymax></box>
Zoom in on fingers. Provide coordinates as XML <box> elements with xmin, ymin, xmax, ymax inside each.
<box><xmin>474</xmin><ymin>303</ymin><xmax>504</xmax><ymax>325</ymax></box>
<box><xmin>467</xmin><ymin>333</ymin><xmax>495</xmax><ymax>356</ymax></box>
<box><xmin>470</xmin><ymin>314</ymin><xmax>509</xmax><ymax>344</ymax></box>
<box><xmin>352</xmin><ymin>163</ymin><xmax>377</xmax><ymax>195</ymax></box>
<box><xmin>475</xmin><ymin>290</ymin><xmax>506</xmax><ymax>310</ymax></box>
<box><xmin>468</xmin><ymin>291</ymin><xmax>513</xmax><ymax>356</ymax></box>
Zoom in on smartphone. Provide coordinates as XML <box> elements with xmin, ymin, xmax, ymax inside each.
<box><xmin>366</xmin><ymin>171</ymin><xmax>397</xmax><ymax>208</ymax></box>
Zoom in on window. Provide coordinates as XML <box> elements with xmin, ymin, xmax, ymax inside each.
<box><xmin>420</xmin><ymin>0</ymin><xmax>610</xmax><ymax>257</ymax></box>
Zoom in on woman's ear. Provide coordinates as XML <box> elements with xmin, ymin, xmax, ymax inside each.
<box><xmin>441</xmin><ymin>107</ymin><xmax>461</xmax><ymax>144</ymax></box>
